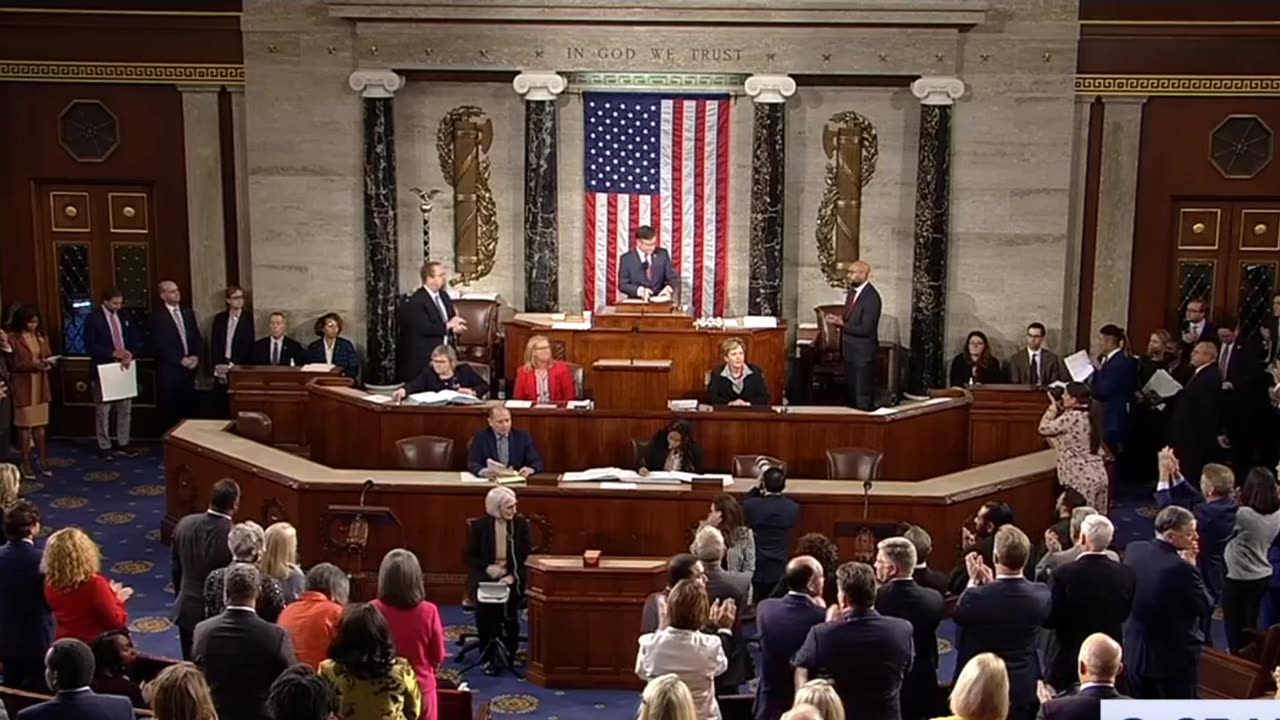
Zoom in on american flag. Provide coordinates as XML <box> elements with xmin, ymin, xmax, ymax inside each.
<box><xmin>583</xmin><ymin>92</ymin><xmax>730</xmax><ymax>316</ymax></box>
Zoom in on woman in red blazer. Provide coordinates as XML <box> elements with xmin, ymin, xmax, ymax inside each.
<box><xmin>512</xmin><ymin>335</ymin><xmax>576</xmax><ymax>403</ymax></box>
<box><xmin>42</xmin><ymin>528</ymin><xmax>131</xmax><ymax>642</ymax></box>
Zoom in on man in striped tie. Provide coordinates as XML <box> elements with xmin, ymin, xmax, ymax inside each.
<box><xmin>618</xmin><ymin>226</ymin><xmax>676</xmax><ymax>301</ymax></box>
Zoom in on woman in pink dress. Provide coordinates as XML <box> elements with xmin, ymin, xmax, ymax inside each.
<box><xmin>371</xmin><ymin>548</ymin><xmax>446</xmax><ymax>720</ymax></box>
<box><xmin>1038</xmin><ymin>382</ymin><xmax>1110</xmax><ymax>514</ymax></box>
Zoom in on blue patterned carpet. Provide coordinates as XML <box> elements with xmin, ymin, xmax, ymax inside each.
<box><xmin>13</xmin><ymin>440</ymin><xmax>1226</xmax><ymax>718</ymax></box>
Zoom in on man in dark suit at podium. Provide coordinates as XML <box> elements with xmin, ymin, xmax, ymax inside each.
<box><xmin>468</xmin><ymin>406</ymin><xmax>543</xmax><ymax>478</ymax></box>
<box><xmin>825</xmin><ymin>261</ymin><xmax>881</xmax><ymax>410</ymax></box>
<box><xmin>398</xmin><ymin>260</ymin><xmax>466</xmax><ymax>382</ymax></box>
<box><xmin>618</xmin><ymin>225</ymin><xmax>676</xmax><ymax>300</ymax></box>
<box><xmin>250</xmin><ymin>313</ymin><xmax>306</xmax><ymax>367</ymax></box>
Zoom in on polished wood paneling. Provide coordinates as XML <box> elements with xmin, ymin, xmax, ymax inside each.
<box><xmin>306</xmin><ymin>385</ymin><xmax>972</xmax><ymax>481</ymax></box>
<box><xmin>590</xmin><ymin>360</ymin><xmax>671</xmax><ymax>411</ymax></box>
<box><xmin>1081</xmin><ymin>0</ymin><xmax>1280</xmax><ymax>22</ymax></box>
<box><xmin>940</xmin><ymin>386</ymin><xmax>1051</xmax><ymax>466</ymax></box>
<box><xmin>504</xmin><ymin>321</ymin><xmax>787</xmax><ymax>404</ymax></box>
<box><xmin>0</xmin><ymin>10</ymin><xmax>242</xmax><ymax>64</ymax></box>
<box><xmin>227</xmin><ymin>367</ymin><xmax>345</xmax><ymax>447</ymax></box>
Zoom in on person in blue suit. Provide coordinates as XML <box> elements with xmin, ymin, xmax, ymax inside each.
<box><xmin>467</xmin><ymin>405</ymin><xmax>544</xmax><ymax>477</ymax></box>
<box><xmin>305</xmin><ymin>312</ymin><xmax>360</xmax><ymax>381</ymax></box>
<box><xmin>1123</xmin><ymin>505</ymin><xmax>1213</xmax><ymax>699</ymax></box>
<box><xmin>82</xmin><ymin>287</ymin><xmax>142</xmax><ymax>459</ymax></box>
<box><xmin>618</xmin><ymin>225</ymin><xmax>676</xmax><ymax>300</ymax></box>
<box><xmin>0</xmin><ymin>500</ymin><xmax>54</xmax><ymax>692</ymax></box>
<box><xmin>149</xmin><ymin>280</ymin><xmax>202</xmax><ymax>432</ymax></box>
<box><xmin>754</xmin><ymin>556</ymin><xmax>827</xmax><ymax>720</ymax></box>
<box><xmin>1091</xmin><ymin>324</ymin><xmax>1137</xmax><ymax>463</ymax></box>
<box><xmin>16</xmin><ymin>638</ymin><xmax>133</xmax><ymax>720</ymax></box>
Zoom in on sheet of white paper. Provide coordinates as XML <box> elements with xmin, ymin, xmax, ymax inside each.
<box><xmin>1063</xmin><ymin>350</ymin><xmax>1095</xmax><ymax>382</ymax></box>
<box><xmin>550</xmin><ymin>321</ymin><xmax>592</xmax><ymax>330</ymax></box>
<box><xmin>599</xmin><ymin>481</ymin><xmax>639</xmax><ymax>490</ymax></box>
<box><xmin>486</xmin><ymin>458</ymin><xmax>510</xmax><ymax>472</ymax></box>
<box><xmin>741</xmin><ymin>315</ymin><xmax>779</xmax><ymax>329</ymax></box>
<box><xmin>1143</xmin><ymin>369</ymin><xmax>1183</xmax><ymax>398</ymax></box>
<box><xmin>363</xmin><ymin>394</ymin><xmax>395</xmax><ymax>404</ymax></box>
<box><xmin>408</xmin><ymin>389</ymin><xmax>483</xmax><ymax>405</ymax></box>
<box><xmin>504</xmin><ymin>400</ymin><xmax>533</xmax><ymax>409</ymax></box>
<box><xmin>649</xmin><ymin>295</ymin><xmax>671</xmax><ymax>304</ymax></box>
<box><xmin>460</xmin><ymin>472</ymin><xmax>490</xmax><ymax>483</ymax></box>
<box><xmin>566</xmin><ymin>399</ymin><xmax>593</xmax><ymax>409</ymax></box>
<box><xmin>96</xmin><ymin>362</ymin><xmax>138</xmax><ymax>402</ymax></box>
<box><xmin>45</xmin><ymin>355</ymin><xmax>62</xmax><ymax>363</ymax></box>
<box><xmin>561</xmin><ymin>467</ymin><xmax>630</xmax><ymax>482</ymax></box>
<box><xmin>300</xmin><ymin>363</ymin><xmax>334</xmax><ymax>372</ymax></box>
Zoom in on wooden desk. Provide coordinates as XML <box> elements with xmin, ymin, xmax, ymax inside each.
<box><xmin>227</xmin><ymin>366</ymin><xmax>345</xmax><ymax>447</ymax></box>
<box><xmin>307</xmin><ymin>385</ymin><xmax>971</xmax><ymax>480</ymax></box>
<box><xmin>935</xmin><ymin>385</ymin><xmax>1050</xmax><ymax>466</ymax></box>
<box><xmin>505</xmin><ymin>314</ymin><xmax>787</xmax><ymax>403</ymax></box>
<box><xmin>591</xmin><ymin>359</ymin><xmax>672</xmax><ymax>411</ymax></box>
<box><xmin>526</xmin><ymin>555</ymin><xmax>666</xmax><ymax>689</ymax></box>
<box><xmin>165</xmin><ymin>420</ymin><xmax>1058</xmax><ymax>600</ymax></box>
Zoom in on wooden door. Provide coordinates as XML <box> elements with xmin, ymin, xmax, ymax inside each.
<box><xmin>34</xmin><ymin>183</ymin><xmax>160</xmax><ymax>437</ymax></box>
<box><xmin>1170</xmin><ymin>200</ymin><xmax>1280</xmax><ymax>335</ymax></box>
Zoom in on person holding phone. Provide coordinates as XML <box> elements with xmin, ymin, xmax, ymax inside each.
<box><xmin>9</xmin><ymin>304</ymin><xmax>56</xmax><ymax>479</ymax></box>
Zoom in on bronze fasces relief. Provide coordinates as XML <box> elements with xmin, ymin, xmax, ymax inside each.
<box><xmin>436</xmin><ymin>106</ymin><xmax>499</xmax><ymax>286</ymax></box>
<box><xmin>815</xmin><ymin>111</ymin><xmax>878</xmax><ymax>288</ymax></box>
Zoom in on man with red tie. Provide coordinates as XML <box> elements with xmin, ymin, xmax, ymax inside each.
<box><xmin>825</xmin><ymin>261</ymin><xmax>882</xmax><ymax>410</ymax></box>
<box><xmin>619</xmin><ymin>225</ymin><xmax>676</xmax><ymax>301</ymax></box>
<box><xmin>83</xmin><ymin>287</ymin><xmax>142</xmax><ymax>460</ymax></box>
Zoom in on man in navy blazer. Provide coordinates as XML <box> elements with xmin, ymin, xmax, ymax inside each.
<box><xmin>0</xmin><ymin>500</ymin><xmax>54</xmax><ymax>691</ymax></box>
<box><xmin>149</xmin><ymin>280</ymin><xmax>202</xmax><ymax>430</ymax></box>
<box><xmin>618</xmin><ymin>225</ymin><xmax>676</xmax><ymax>300</ymax></box>
<box><xmin>1091</xmin><ymin>324</ymin><xmax>1137</xmax><ymax>453</ymax></box>
<box><xmin>82</xmin><ymin>287</ymin><xmax>142</xmax><ymax>460</ymax></box>
<box><xmin>794</xmin><ymin>562</ymin><xmax>914</xmax><ymax>720</ymax></box>
<box><xmin>468</xmin><ymin>405</ymin><xmax>544</xmax><ymax>477</ymax></box>
<box><xmin>953</xmin><ymin>525</ymin><xmax>1051</xmax><ymax>720</ymax></box>
<box><xmin>754</xmin><ymin>556</ymin><xmax>827</xmax><ymax>720</ymax></box>
<box><xmin>397</xmin><ymin>261</ymin><xmax>465</xmax><ymax>382</ymax></box>
<box><xmin>210</xmin><ymin>285</ymin><xmax>254</xmax><ymax>368</ymax></box>
<box><xmin>1037</xmin><ymin>633</ymin><xmax>1128</xmax><ymax>720</ymax></box>
<box><xmin>824</xmin><ymin>261</ymin><xmax>882</xmax><ymax>410</ymax></box>
<box><xmin>875</xmin><ymin>537</ymin><xmax>945</xmax><ymax>720</ymax></box>
<box><xmin>1123</xmin><ymin>505</ymin><xmax>1212</xmax><ymax>699</ymax></box>
<box><xmin>17</xmin><ymin>638</ymin><xmax>133</xmax><ymax>720</ymax></box>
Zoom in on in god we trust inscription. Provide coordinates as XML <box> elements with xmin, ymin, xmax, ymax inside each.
<box><xmin>566</xmin><ymin>45</ymin><xmax>744</xmax><ymax>62</ymax></box>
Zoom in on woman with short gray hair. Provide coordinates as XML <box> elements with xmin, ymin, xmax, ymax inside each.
<box><xmin>371</xmin><ymin>548</ymin><xmax>445</xmax><ymax>720</ymax></box>
<box><xmin>466</xmin><ymin>486</ymin><xmax>532</xmax><ymax>675</ymax></box>
<box><xmin>201</xmin><ymin>520</ymin><xmax>285</xmax><ymax>622</ymax></box>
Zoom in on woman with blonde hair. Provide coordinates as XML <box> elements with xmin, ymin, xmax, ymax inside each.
<box><xmin>262</xmin><ymin>521</ymin><xmax>306</xmax><ymax>603</ymax></box>
<box><xmin>793</xmin><ymin>679</ymin><xmax>845</xmax><ymax>720</ymax></box>
<box><xmin>0</xmin><ymin>462</ymin><xmax>21</xmax><ymax>507</ymax></box>
<box><xmin>638</xmin><ymin>673</ymin><xmax>698</xmax><ymax>720</ymax></box>
<box><xmin>42</xmin><ymin>527</ymin><xmax>131</xmax><ymax>642</ymax></box>
<box><xmin>636</xmin><ymin>579</ymin><xmax>729</xmax><ymax>719</ymax></box>
<box><xmin>936</xmin><ymin>653</ymin><xmax>1009</xmax><ymax>720</ymax></box>
<box><xmin>512</xmin><ymin>334</ymin><xmax>576</xmax><ymax>402</ymax></box>
<box><xmin>706</xmin><ymin>337</ymin><xmax>769</xmax><ymax>406</ymax></box>
<box><xmin>148</xmin><ymin>661</ymin><xmax>218</xmax><ymax>720</ymax></box>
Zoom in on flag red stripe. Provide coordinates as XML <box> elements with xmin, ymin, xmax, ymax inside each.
<box><xmin>714</xmin><ymin>100</ymin><xmax>730</xmax><ymax>317</ymax></box>
<box><xmin>584</xmin><ymin>192</ymin><xmax>597</xmax><ymax>308</ymax></box>
<box><xmin>605</xmin><ymin>194</ymin><xmax>618</xmax><ymax>303</ymax></box>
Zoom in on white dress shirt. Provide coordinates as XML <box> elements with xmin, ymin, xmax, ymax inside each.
<box><xmin>223</xmin><ymin>311</ymin><xmax>240</xmax><ymax>362</ymax></box>
<box><xmin>636</xmin><ymin>627</ymin><xmax>728</xmax><ymax>720</ymax></box>
<box><xmin>323</xmin><ymin>338</ymin><xmax>336</xmax><ymax>365</ymax></box>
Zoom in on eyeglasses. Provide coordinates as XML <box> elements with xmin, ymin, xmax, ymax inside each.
<box><xmin>229</xmin><ymin>295</ymin><xmax>245</xmax><ymax>300</ymax></box>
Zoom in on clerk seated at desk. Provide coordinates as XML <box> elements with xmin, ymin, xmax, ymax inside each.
<box><xmin>639</xmin><ymin>419</ymin><xmax>704</xmax><ymax>475</ymax></box>
<box><xmin>948</xmin><ymin>330</ymin><xmax>1006</xmax><ymax>387</ymax></box>
<box><xmin>307</xmin><ymin>312</ymin><xmax>361</xmax><ymax>380</ymax></box>
<box><xmin>619</xmin><ymin>225</ymin><xmax>675</xmax><ymax>300</ymax></box>
<box><xmin>512</xmin><ymin>335</ymin><xmax>576</xmax><ymax>403</ymax></box>
<box><xmin>468</xmin><ymin>406</ymin><xmax>544</xmax><ymax>478</ymax></box>
<box><xmin>706</xmin><ymin>337</ymin><xmax>769</xmax><ymax>406</ymax></box>
<box><xmin>251</xmin><ymin>312</ymin><xmax>306</xmax><ymax>367</ymax></box>
<box><xmin>391</xmin><ymin>345</ymin><xmax>489</xmax><ymax>401</ymax></box>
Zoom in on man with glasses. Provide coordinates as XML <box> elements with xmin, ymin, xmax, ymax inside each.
<box><xmin>1005</xmin><ymin>322</ymin><xmax>1067</xmax><ymax>387</ymax></box>
<box><xmin>211</xmin><ymin>286</ymin><xmax>254</xmax><ymax>415</ymax></box>
<box><xmin>398</xmin><ymin>260</ymin><xmax>467</xmax><ymax>382</ymax></box>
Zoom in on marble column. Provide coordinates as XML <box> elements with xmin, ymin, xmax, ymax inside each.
<box><xmin>744</xmin><ymin>74</ymin><xmax>796</xmax><ymax>317</ymax></box>
<box><xmin>906</xmin><ymin>76</ymin><xmax>965</xmax><ymax>394</ymax></box>
<box><xmin>514</xmin><ymin>72</ymin><xmax>566</xmax><ymax>313</ymax></box>
<box><xmin>1062</xmin><ymin>95</ymin><xmax>1097</xmax><ymax>347</ymax></box>
<box><xmin>226</xmin><ymin>85</ymin><xmax>252</xmax><ymax>296</ymax></box>
<box><xmin>178</xmin><ymin>85</ymin><xmax>227</xmax><ymax>345</ymax></box>
<box><xmin>1089</xmin><ymin>96</ymin><xmax>1147</xmax><ymax>339</ymax></box>
<box><xmin>349</xmin><ymin>70</ymin><xmax>405</xmax><ymax>387</ymax></box>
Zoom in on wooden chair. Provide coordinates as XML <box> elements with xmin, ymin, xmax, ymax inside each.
<box><xmin>395</xmin><ymin>435</ymin><xmax>455</xmax><ymax>470</ymax></box>
<box><xmin>564</xmin><ymin>361</ymin><xmax>585</xmax><ymax>399</ymax></box>
<box><xmin>632</xmin><ymin>438</ymin><xmax>651</xmax><ymax>469</ymax></box>
<box><xmin>452</xmin><ymin>298</ymin><xmax>501</xmax><ymax>380</ymax></box>
<box><xmin>811</xmin><ymin>302</ymin><xmax>846</xmax><ymax>392</ymax></box>
<box><xmin>234</xmin><ymin>410</ymin><xmax>274</xmax><ymax>445</ymax></box>
<box><xmin>825</xmin><ymin>447</ymin><xmax>883</xmax><ymax>481</ymax></box>
<box><xmin>460</xmin><ymin>361</ymin><xmax>492</xmax><ymax>399</ymax></box>
<box><xmin>731</xmin><ymin>454</ymin><xmax>786</xmax><ymax>478</ymax></box>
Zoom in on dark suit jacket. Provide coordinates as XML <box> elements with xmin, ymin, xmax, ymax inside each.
<box><xmin>467</xmin><ymin>428</ymin><xmax>544</xmax><ymax>474</ymax></box>
<box><xmin>404</xmin><ymin>363</ymin><xmax>489</xmax><ymax>399</ymax></box>
<box><xmin>949</xmin><ymin>355</ymin><xmax>1007</xmax><ymax>387</ymax></box>
<box><xmin>83</xmin><ymin>307</ymin><xmax>141</xmax><ymax>366</ymax></box>
<box><xmin>249</xmin><ymin>336</ymin><xmax>306</xmax><ymax>367</ymax></box>
<box><xmin>1167</xmin><ymin>364</ymin><xmax>1223</xmax><ymax>473</ymax></box>
<box><xmin>953</xmin><ymin>577</ymin><xmax>1051</xmax><ymax>707</ymax></box>
<box><xmin>1044</xmin><ymin>554</ymin><xmax>1136</xmax><ymax>689</ymax></box>
<box><xmin>210</xmin><ymin>310</ymin><xmax>254</xmax><ymax>367</ymax></box>
<box><xmin>1036</xmin><ymin>684</ymin><xmax>1127</xmax><ymax>720</ymax></box>
<box><xmin>947</xmin><ymin>534</ymin><xmax>997</xmax><ymax>595</ymax></box>
<box><xmin>305</xmin><ymin>337</ymin><xmax>360</xmax><ymax>380</ymax></box>
<box><xmin>465</xmin><ymin>514</ymin><xmax>532</xmax><ymax>600</ymax></box>
<box><xmin>707</xmin><ymin>363</ymin><xmax>770</xmax><ymax>405</ymax></box>
<box><xmin>754</xmin><ymin>594</ymin><xmax>826</xmax><ymax>720</ymax></box>
<box><xmin>0</xmin><ymin>540</ymin><xmax>54</xmax><ymax>662</ymax></box>
<box><xmin>913</xmin><ymin>566</ymin><xmax>949</xmax><ymax>596</ymax></box>
<box><xmin>1091</xmin><ymin>351</ymin><xmax>1138</xmax><ymax>448</ymax></box>
<box><xmin>193</xmin><ymin>609</ymin><xmax>295</xmax><ymax>720</ymax></box>
<box><xmin>794</xmin><ymin>609</ymin><xmax>914</xmax><ymax>720</ymax></box>
<box><xmin>1006</xmin><ymin>348</ymin><xmax>1067</xmax><ymax>386</ymax></box>
<box><xmin>397</xmin><ymin>287</ymin><xmax>457</xmax><ymax>382</ymax></box>
<box><xmin>705</xmin><ymin>564</ymin><xmax>752</xmax><ymax>609</ymax></box>
<box><xmin>16</xmin><ymin>689</ymin><xmax>134</xmax><ymax>720</ymax></box>
<box><xmin>876</xmin><ymin>578</ymin><xmax>944</xmax><ymax>713</ymax></box>
<box><xmin>743</xmin><ymin>491</ymin><xmax>800</xmax><ymax>586</ymax></box>
<box><xmin>841</xmin><ymin>283</ymin><xmax>881</xmax><ymax>344</ymax></box>
<box><xmin>170</xmin><ymin>511</ymin><xmax>233</xmax><ymax>626</ymax></box>
<box><xmin>1123</xmin><ymin>538</ymin><xmax>1212</xmax><ymax>683</ymax></box>
<box><xmin>1181</xmin><ymin>321</ymin><xmax>1218</xmax><ymax>363</ymax></box>
<box><xmin>619</xmin><ymin>248</ymin><xmax>677</xmax><ymax>298</ymax></box>
<box><xmin>149</xmin><ymin>304</ymin><xmax>201</xmax><ymax>387</ymax></box>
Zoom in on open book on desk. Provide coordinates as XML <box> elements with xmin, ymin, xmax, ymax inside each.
<box><xmin>561</xmin><ymin>468</ymin><xmax>732</xmax><ymax>487</ymax></box>
<box><xmin>407</xmin><ymin>389</ymin><xmax>484</xmax><ymax>405</ymax></box>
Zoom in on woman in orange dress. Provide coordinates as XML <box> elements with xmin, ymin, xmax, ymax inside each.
<box><xmin>9</xmin><ymin>305</ymin><xmax>56</xmax><ymax>479</ymax></box>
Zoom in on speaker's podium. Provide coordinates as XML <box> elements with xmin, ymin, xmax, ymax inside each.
<box><xmin>590</xmin><ymin>359</ymin><xmax>672</xmax><ymax>411</ymax></box>
<box><xmin>525</xmin><ymin>555</ymin><xmax>667</xmax><ymax>689</ymax></box>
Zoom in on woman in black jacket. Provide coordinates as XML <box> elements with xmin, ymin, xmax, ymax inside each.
<box><xmin>706</xmin><ymin>337</ymin><xmax>769</xmax><ymax>406</ymax></box>
<box><xmin>948</xmin><ymin>330</ymin><xmax>1006</xmax><ymax>387</ymax></box>
<box><xmin>464</xmin><ymin>486</ymin><xmax>531</xmax><ymax>674</ymax></box>
<box><xmin>640</xmin><ymin>419</ymin><xmax>704</xmax><ymax>474</ymax></box>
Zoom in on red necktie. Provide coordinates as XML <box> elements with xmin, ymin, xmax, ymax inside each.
<box><xmin>646</xmin><ymin>254</ymin><xmax>655</xmax><ymax>283</ymax></box>
<box><xmin>108</xmin><ymin>311</ymin><xmax>124</xmax><ymax>353</ymax></box>
<box><xmin>171</xmin><ymin>307</ymin><xmax>189</xmax><ymax>354</ymax></box>
<box><xmin>844</xmin><ymin>287</ymin><xmax>859</xmax><ymax>320</ymax></box>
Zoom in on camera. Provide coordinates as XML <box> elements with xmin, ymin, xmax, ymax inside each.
<box><xmin>1048</xmin><ymin>385</ymin><xmax>1065</xmax><ymax>401</ymax></box>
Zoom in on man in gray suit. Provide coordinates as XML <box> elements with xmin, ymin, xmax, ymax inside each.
<box><xmin>693</xmin><ymin>525</ymin><xmax>752</xmax><ymax>607</ymax></box>
<box><xmin>618</xmin><ymin>225</ymin><xmax>676</xmax><ymax>300</ymax></box>
<box><xmin>1007</xmin><ymin>322</ymin><xmax>1068</xmax><ymax>387</ymax></box>
<box><xmin>1035</xmin><ymin>507</ymin><xmax>1118</xmax><ymax>583</ymax></box>
<box><xmin>171</xmin><ymin>478</ymin><xmax>239</xmax><ymax>660</ymax></box>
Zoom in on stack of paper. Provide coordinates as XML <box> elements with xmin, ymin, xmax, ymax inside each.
<box><xmin>407</xmin><ymin>389</ymin><xmax>484</xmax><ymax>406</ymax></box>
<box><xmin>1063</xmin><ymin>351</ymin><xmax>1095</xmax><ymax>382</ymax></box>
<box><xmin>300</xmin><ymin>363</ymin><xmax>335</xmax><ymax>372</ymax></box>
<box><xmin>505</xmin><ymin>399</ymin><xmax>533</xmax><ymax>409</ymax></box>
<box><xmin>741</xmin><ymin>316</ymin><xmax>779</xmax><ymax>329</ymax></box>
<box><xmin>363</xmin><ymin>394</ymin><xmax>395</xmax><ymax>404</ymax></box>
<box><xmin>550</xmin><ymin>320</ymin><xmax>592</xmax><ymax>330</ymax></box>
<box><xmin>668</xmin><ymin>399</ymin><xmax>699</xmax><ymax>412</ymax></box>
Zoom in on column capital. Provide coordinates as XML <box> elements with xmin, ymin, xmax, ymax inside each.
<box><xmin>348</xmin><ymin>70</ymin><xmax>405</xmax><ymax>98</ymax></box>
<box><xmin>911</xmin><ymin>76</ymin><xmax>965</xmax><ymax>106</ymax></box>
<box><xmin>1100</xmin><ymin>95</ymin><xmax>1148</xmax><ymax>106</ymax></box>
<box><xmin>512</xmin><ymin>71</ymin><xmax>566</xmax><ymax>101</ymax></box>
<box><xmin>744</xmin><ymin>74</ymin><xmax>796</xmax><ymax>104</ymax></box>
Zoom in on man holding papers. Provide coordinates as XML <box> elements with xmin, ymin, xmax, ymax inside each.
<box><xmin>467</xmin><ymin>406</ymin><xmax>544</xmax><ymax>478</ymax></box>
<box><xmin>1090</xmin><ymin>325</ymin><xmax>1137</xmax><ymax>455</ymax></box>
<box><xmin>618</xmin><ymin>225</ymin><xmax>675</xmax><ymax>301</ymax></box>
<box><xmin>83</xmin><ymin>287</ymin><xmax>141</xmax><ymax>460</ymax></box>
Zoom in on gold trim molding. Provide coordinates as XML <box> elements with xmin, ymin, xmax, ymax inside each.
<box><xmin>0</xmin><ymin>60</ymin><xmax>244</xmax><ymax>85</ymax></box>
<box><xmin>1076</xmin><ymin>75</ymin><xmax>1280</xmax><ymax>96</ymax></box>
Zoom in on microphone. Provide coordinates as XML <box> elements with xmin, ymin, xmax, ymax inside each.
<box><xmin>862</xmin><ymin>479</ymin><xmax>873</xmax><ymax>520</ymax></box>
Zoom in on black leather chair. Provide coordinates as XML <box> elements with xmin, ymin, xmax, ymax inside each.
<box><xmin>731</xmin><ymin>454</ymin><xmax>786</xmax><ymax>478</ymax></box>
<box><xmin>234</xmin><ymin>410</ymin><xmax>274</xmax><ymax>445</ymax></box>
<box><xmin>395</xmin><ymin>435</ymin><xmax>455</xmax><ymax>470</ymax></box>
<box><xmin>824</xmin><ymin>447</ymin><xmax>883</xmax><ymax>481</ymax></box>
